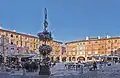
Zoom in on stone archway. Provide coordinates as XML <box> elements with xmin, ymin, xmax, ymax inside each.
<box><xmin>69</xmin><ymin>57</ymin><xmax>72</xmax><ymax>61</ymax></box>
<box><xmin>72</xmin><ymin>57</ymin><xmax>76</xmax><ymax>61</ymax></box>
<box><xmin>116</xmin><ymin>48</ymin><xmax>120</xmax><ymax>56</ymax></box>
<box><xmin>56</xmin><ymin>57</ymin><xmax>60</xmax><ymax>62</ymax></box>
<box><xmin>62</xmin><ymin>57</ymin><xmax>66</xmax><ymax>62</ymax></box>
<box><xmin>77</xmin><ymin>56</ymin><xmax>85</xmax><ymax>62</ymax></box>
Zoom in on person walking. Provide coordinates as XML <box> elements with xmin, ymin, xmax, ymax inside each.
<box><xmin>93</xmin><ymin>61</ymin><xmax>97</xmax><ymax>70</ymax></box>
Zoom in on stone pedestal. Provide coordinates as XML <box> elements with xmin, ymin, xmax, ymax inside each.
<box><xmin>39</xmin><ymin>65</ymin><xmax>51</xmax><ymax>75</ymax></box>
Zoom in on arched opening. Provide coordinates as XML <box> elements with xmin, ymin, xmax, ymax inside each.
<box><xmin>77</xmin><ymin>56</ymin><xmax>85</xmax><ymax>62</ymax></box>
<box><xmin>62</xmin><ymin>57</ymin><xmax>66</xmax><ymax>62</ymax></box>
<box><xmin>51</xmin><ymin>57</ymin><xmax>54</xmax><ymax>62</ymax></box>
<box><xmin>87</xmin><ymin>57</ymin><xmax>92</xmax><ymax>60</ymax></box>
<box><xmin>113</xmin><ymin>57</ymin><xmax>118</xmax><ymax>61</ymax></box>
<box><xmin>56</xmin><ymin>57</ymin><xmax>60</xmax><ymax>62</ymax></box>
<box><xmin>107</xmin><ymin>57</ymin><xmax>112</xmax><ymax>61</ymax></box>
<box><xmin>72</xmin><ymin>57</ymin><xmax>76</xmax><ymax>61</ymax></box>
<box><xmin>69</xmin><ymin>57</ymin><xmax>71</xmax><ymax>61</ymax></box>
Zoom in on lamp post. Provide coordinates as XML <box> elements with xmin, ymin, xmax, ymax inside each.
<box><xmin>37</xmin><ymin>8</ymin><xmax>52</xmax><ymax>75</ymax></box>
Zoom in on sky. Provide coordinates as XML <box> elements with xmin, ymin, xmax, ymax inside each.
<box><xmin>0</xmin><ymin>0</ymin><xmax>120</xmax><ymax>43</ymax></box>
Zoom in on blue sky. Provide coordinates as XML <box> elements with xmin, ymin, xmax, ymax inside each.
<box><xmin>0</xmin><ymin>0</ymin><xmax>120</xmax><ymax>42</ymax></box>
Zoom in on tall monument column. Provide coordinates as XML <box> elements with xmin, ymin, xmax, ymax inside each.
<box><xmin>37</xmin><ymin>8</ymin><xmax>53</xmax><ymax>76</ymax></box>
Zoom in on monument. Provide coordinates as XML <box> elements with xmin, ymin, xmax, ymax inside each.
<box><xmin>37</xmin><ymin>8</ymin><xmax>52</xmax><ymax>75</ymax></box>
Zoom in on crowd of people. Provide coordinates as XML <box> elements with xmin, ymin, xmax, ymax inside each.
<box><xmin>64</xmin><ymin>59</ymin><xmax>119</xmax><ymax>72</ymax></box>
<box><xmin>0</xmin><ymin>58</ymin><xmax>57</xmax><ymax>73</ymax></box>
<box><xmin>0</xmin><ymin>57</ymin><xmax>119</xmax><ymax>74</ymax></box>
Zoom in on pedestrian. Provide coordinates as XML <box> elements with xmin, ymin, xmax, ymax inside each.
<box><xmin>93</xmin><ymin>61</ymin><xmax>97</xmax><ymax>70</ymax></box>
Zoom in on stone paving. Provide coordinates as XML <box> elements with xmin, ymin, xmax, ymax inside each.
<box><xmin>0</xmin><ymin>63</ymin><xmax>120</xmax><ymax>78</ymax></box>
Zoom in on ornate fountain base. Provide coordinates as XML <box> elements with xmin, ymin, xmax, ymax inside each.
<box><xmin>39</xmin><ymin>65</ymin><xmax>51</xmax><ymax>75</ymax></box>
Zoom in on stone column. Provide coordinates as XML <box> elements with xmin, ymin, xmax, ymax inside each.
<box><xmin>59</xmin><ymin>56</ymin><xmax>62</xmax><ymax>62</ymax></box>
<box><xmin>85</xmin><ymin>57</ymin><xmax>88</xmax><ymax>62</ymax></box>
<box><xmin>75</xmin><ymin>56</ymin><xmax>78</xmax><ymax>62</ymax></box>
<box><xmin>66</xmin><ymin>57</ymin><xmax>69</xmax><ymax>62</ymax></box>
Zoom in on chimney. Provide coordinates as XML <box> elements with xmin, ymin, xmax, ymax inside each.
<box><xmin>98</xmin><ymin>36</ymin><xmax>100</xmax><ymax>39</ymax></box>
<box><xmin>107</xmin><ymin>35</ymin><xmax>110</xmax><ymax>38</ymax></box>
<box><xmin>86</xmin><ymin>36</ymin><xmax>89</xmax><ymax>40</ymax></box>
<box><xmin>0</xmin><ymin>24</ymin><xmax>2</xmax><ymax>29</ymax></box>
<box><xmin>13</xmin><ymin>30</ymin><xmax>16</xmax><ymax>32</ymax></box>
<box><xmin>28</xmin><ymin>32</ymin><xmax>31</xmax><ymax>35</ymax></box>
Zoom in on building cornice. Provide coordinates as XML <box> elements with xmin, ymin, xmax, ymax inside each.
<box><xmin>0</xmin><ymin>28</ymin><xmax>63</xmax><ymax>44</ymax></box>
<box><xmin>65</xmin><ymin>36</ymin><xmax>120</xmax><ymax>44</ymax></box>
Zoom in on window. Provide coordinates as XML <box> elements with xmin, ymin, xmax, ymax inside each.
<box><xmin>108</xmin><ymin>47</ymin><xmax>110</xmax><ymax>49</ymax></box>
<box><xmin>83</xmin><ymin>43</ymin><xmax>85</xmax><ymax>45</ymax></box>
<box><xmin>11</xmin><ymin>34</ymin><xmax>13</xmax><ymax>37</ymax></box>
<box><xmin>115</xmin><ymin>46</ymin><xmax>117</xmax><ymax>49</ymax></box>
<box><xmin>6</xmin><ymin>33</ymin><xmax>8</xmax><ymax>36</ymax></box>
<box><xmin>108</xmin><ymin>40</ymin><xmax>111</xmax><ymax>43</ymax></box>
<box><xmin>21</xmin><ymin>41</ymin><xmax>22</xmax><ymax>46</ymax></box>
<box><xmin>89</xmin><ymin>42</ymin><xmax>91</xmax><ymax>44</ymax></box>
<box><xmin>11</xmin><ymin>42</ymin><xmax>13</xmax><ymax>45</ymax></box>
<box><xmin>34</xmin><ymin>38</ymin><xmax>36</xmax><ymax>42</ymax></box>
<box><xmin>16</xmin><ymin>41</ymin><xmax>18</xmax><ymax>45</ymax></box>
<box><xmin>95</xmin><ymin>41</ymin><xmax>98</xmax><ymax>43</ymax></box>
<box><xmin>34</xmin><ymin>44</ymin><xmax>35</xmax><ymax>48</ymax></box>
<box><xmin>80</xmin><ymin>43</ymin><xmax>82</xmax><ymax>45</ymax></box>
<box><xmin>36</xmin><ymin>45</ymin><xmax>39</xmax><ymax>49</ymax></box>
<box><xmin>102</xmin><ymin>51</ymin><xmax>104</xmax><ymax>54</ymax></box>
<box><xmin>102</xmin><ymin>45</ymin><xmax>104</xmax><ymax>48</ymax></box>
<box><xmin>16</xmin><ymin>35</ymin><xmax>18</xmax><ymax>38</ymax></box>
<box><xmin>25</xmin><ymin>37</ymin><xmax>28</xmax><ymax>40</ymax></box>
<box><xmin>115</xmin><ymin>40</ymin><xmax>117</xmax><ymax>43</ymax></box>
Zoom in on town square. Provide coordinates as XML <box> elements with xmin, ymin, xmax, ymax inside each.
<box><xmin>0</xmin><ymin>0</ymin><xmax>120</xmax><ymax>78</ymax></box>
